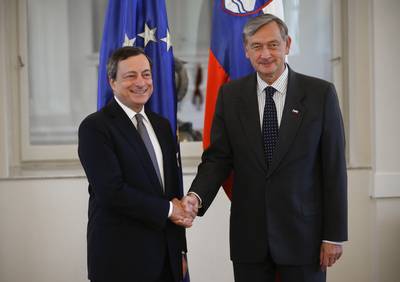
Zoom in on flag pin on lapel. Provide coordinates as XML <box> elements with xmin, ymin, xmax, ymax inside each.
<box><xmin>292</xmin><ymin>109</ymin><xmax>300</xmax><ymax>115</ymax></box>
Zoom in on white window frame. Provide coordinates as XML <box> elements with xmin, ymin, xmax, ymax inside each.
<box><xmin>18</xmin><ymin>0</ymin><xmax>78</xmax><ymax>161</ymax></box>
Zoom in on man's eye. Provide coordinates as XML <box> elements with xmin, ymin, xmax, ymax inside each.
<box><xmin>269</xmin><ymin>43</ymin><xmax>279</xmax><ymax>49</ymax></box>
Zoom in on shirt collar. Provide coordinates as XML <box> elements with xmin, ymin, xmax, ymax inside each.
<box><xmin>114</xmin><ymin>96</ymin><xmax>149</xmax><ymax>123</ymax></box>
<box><xmin>257</xmin><ymin>64</ymin><xmax>289</xmax><ymax>95</ymax></box>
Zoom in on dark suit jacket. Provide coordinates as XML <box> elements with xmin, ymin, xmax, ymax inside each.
<box><xmin>78</xmin><ymin>98</ymin><xmax>186</xmax><ymax>281</ymax></box>
<box><xmin>190</xmin><ymin>67</ymin><xmax>347</xmax><ymax>265</ymax></box>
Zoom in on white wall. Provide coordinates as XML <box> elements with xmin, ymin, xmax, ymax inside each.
<box><xmin>346</xmin><ymin>0</ymin><xmax>372</xmax><ymax>167</ymax></box>
<box><xmin>0</xmin><ymin>7</ymin><xmax>8</xmax><ymax>176</ymax></box>
<box><xmin>370</xmin><ymin>0</ymin><xmax>400</xmax><ymax>198</ymax></box>
<box><xmin>1</xmin><ymin>169</ymin><xmax>399</xmax><ymax>282</ymax></box>
<box><xmin>328</xmin><ymin>169</ymin><xmax>374</xmax><ymax>282</ymax></box>
<box><xmin>0</xmin><ymin>178</ymin><xmax>87</xmax><ymax>282</ymax></box>
<box><xmin>368</xmin><ymin>1</ymin><xmax>400</xmax><ymax>281</ymax></box>
<box><xmin>0</xmin><ymin>174</ymin><xmax>233</xmax><ymax>282</ymax></box>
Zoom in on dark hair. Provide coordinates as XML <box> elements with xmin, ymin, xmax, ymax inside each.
<box><xmin>242</xmin><ymin>13</ymin><xmax>288</xmax><ymax>44</ymax></box>
<box><xmin>107</xmin><ymin>46</ymin><xmax>152</xmax><ymax>80</ymax></box>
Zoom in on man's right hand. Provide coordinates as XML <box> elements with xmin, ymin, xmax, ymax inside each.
<box><xmin>170</xmin><ymin>198</ymin><xmax>196</xmax><ymax>228</ymax></box>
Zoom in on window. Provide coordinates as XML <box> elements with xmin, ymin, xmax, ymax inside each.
<box><xmin>17</xmin><ymin>0</ymin><xmax>342</xmax><ymax>163</ymax></box>
<box><xmin>19</xmin><ymin>0</ymin><xmax>100</xmax><ymax>160</ymax></box>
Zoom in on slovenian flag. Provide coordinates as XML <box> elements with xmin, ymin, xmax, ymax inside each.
<box><xmin>204</xmin><ymin>0</ymin><xmax>284</xmax><ymax>199</ymax></box>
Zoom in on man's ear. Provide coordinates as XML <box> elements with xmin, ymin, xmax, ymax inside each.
<box><xmin>244</xmin><ymin>45</ymin><xmax>250</xmax><ymax>59</ymax></box>
<box><xmin>285</xmin><ymin>36</ymin><xmax>292</xmax><ymax>55</ymax></box>
<box><xmin>109</xmin><ymin>78</ymin><xmax>116</xmax><ymax>91</ymax></box>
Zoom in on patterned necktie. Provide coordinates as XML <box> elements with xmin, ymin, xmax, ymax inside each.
<box><xmin>262</xmin><ymin>86</ymin><xmax>278</xmax><ymax>167</ymax></box>
<box><xmin>135</xmin><ymin>114</ymin><xmax>163</xmax><ymax>188</ymax></box>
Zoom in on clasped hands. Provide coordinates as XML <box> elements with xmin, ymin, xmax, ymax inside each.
<box><xmin>170</xmin><ymin>194</ymin><xmax>199</xmax><ymax>228</ymax></box>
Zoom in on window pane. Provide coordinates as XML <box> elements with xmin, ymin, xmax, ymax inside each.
<box><xmin>166</xmin><ymin>0</ymin><xmax>211</xmax><ymax>142</ymax></box>
<box><xmin>284</xmin><ymin>0</ymin><xmax>333</xmax><ymax>81</ymax></box>
<box><xmin>27</xmin><ymin>0</ymin><xmax>102</xmax><ymax>145</ymax></box>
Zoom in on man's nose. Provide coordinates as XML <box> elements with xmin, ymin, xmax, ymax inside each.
<box><xmin>260</xmin><ymin>46</ymin><xmax>271</xmax><ymax>58</ymax></box>
<box><xmin>134</xmin><ymin>76</ymin><xmax>146</xmax><ymax>86</ymax></box>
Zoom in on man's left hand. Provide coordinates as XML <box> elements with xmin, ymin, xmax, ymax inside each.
<box><xmin>320</xmin><ymin>242</ymin><xmax>343</xmax><ymax>271</ymax></box>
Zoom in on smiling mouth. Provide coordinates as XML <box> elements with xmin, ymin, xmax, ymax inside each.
<box><xmin>259</xmin><ymin>59</ymin><xmax>274</xmax><ymax>66</ymax></box>
<box><xmin>131</xmin><ymin>88</ymin><xmax>148</xmax><ymax>95</ymax></box>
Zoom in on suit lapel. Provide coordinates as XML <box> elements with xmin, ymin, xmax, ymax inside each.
<box><xmin>104</xmin><ymin>100</ymin><xmax>163</xmax><ymax>193</ymax></box>
<box><xmin>268</xmin><ymin>68</ymin><xmax>305</xmax><ymax>176</ymax></box>
<box><xmin>237</xmin><ymin>74</ymin><xmax>267</xmax><ymax>173</ymax></box>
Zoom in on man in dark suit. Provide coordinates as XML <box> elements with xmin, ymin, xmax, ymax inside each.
<box><xmin>183</xmin><ymin>13</ymin><xmax>347</xmax><ymax>282</ymax></box>
<box><xmin>78</xmin><ymin>46</ymin><xmax>192</xmax><ymax>282</ymax></box>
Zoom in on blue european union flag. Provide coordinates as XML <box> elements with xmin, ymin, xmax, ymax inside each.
<box><xmin>97</xmin><ymin>1</ymin><xmax>189</xmax><ymax>281</ymax></box>
<box><xmin>97</xmin><ymin>0</ymin><xmax>177</xmax><ymax>135</ymax></box>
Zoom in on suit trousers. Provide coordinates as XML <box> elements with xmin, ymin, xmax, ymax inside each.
<box><xmin>90</xmin><ymin>255</ymin><xmax>174</xmax><ymax>282</ymax></box>
<box><xmin>233</xmin><ymin>260</ymin><xmax>326</xmax><ymax>282</ymax></box>
<box><xmin>155</xmin><ymin>253</ymin><xmax>174</xmax><ymax>282</ymax></box>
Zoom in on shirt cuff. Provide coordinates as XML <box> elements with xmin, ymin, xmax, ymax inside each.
<box><xmin>187</xmin><ymin>191</ymin><xmax>203</xmax><ymax>208</ymax></box>
<box><xmin>323</xmin><ymin>240</ymin><xmax>344</xmax><ymax>245</ymax></box>
<box><xmin>168</xmin><ymin>201</ymin><xmax>173</xmax><ymax>218</ymax></box>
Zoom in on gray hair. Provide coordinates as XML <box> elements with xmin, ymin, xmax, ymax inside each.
<box><xmin>242</xmin><ymin>13</ymin><xmax>289</xmax><ymax>44</ymax></box>
<box><xmin>107</xmin><ymin>46</ymin><xmax>152</xmax><ymax>80</ymax></box>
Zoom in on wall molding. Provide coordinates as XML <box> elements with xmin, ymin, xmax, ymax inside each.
<box><xmin>371</xmin><ymin>172</ymin><xmax>400</xmax><ymax>198</ymax></box>
<box><xmin>0</xmin><ymin>6</ymin><xmax>8</xmax><ymax>177</ymax></box>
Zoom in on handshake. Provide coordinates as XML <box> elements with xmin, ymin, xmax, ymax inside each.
<box><xmin>170</xmin><ymin>194</ymin><xmax>200</xmax><ymax>228</ymax></box>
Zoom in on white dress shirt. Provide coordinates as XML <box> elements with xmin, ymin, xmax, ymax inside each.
<box><xmin>115</xmin><ymin>97</ymin><xmax>173</xmax><ymax>217</ymax></box>
<box><xmin>257</xmin><ymin>66</ymin><xmax>288</xmax><ymax>128</ymax></box>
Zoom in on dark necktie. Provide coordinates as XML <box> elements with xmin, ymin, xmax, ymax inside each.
<box><xmin>135</xmin><ymin>114</ymin><xmax>163</xmax><ymax>188</ymax></box>
<box><xmin>262</xmin><ymin>86</ymin><xmax>278</xmax><ymax>167</ymax></box>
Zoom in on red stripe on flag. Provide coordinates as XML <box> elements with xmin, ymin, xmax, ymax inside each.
<box><xmin>203</xmin><ymin>50</ymin><xmax>233</xmax><ymax>200</ymax></box>
<box><xmin>203</xmin><ymin>50</ymin><xmax>229</xmax><ymax>149</ymax></box>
